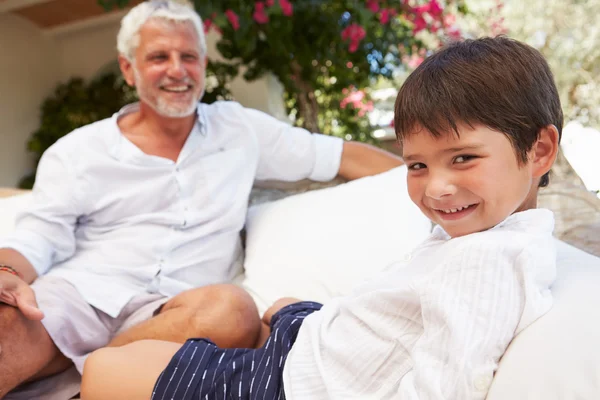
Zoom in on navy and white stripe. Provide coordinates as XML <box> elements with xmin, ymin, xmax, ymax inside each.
<box><xmin>152</xmin><ymin>301</ymin><xmax>322</xmax><ymax>400</ymax></box>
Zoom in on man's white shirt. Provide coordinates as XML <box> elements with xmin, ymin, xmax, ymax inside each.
<box><xmin>0</xmin><ymin>101</ymin><xmax>343</xmax><ymax>317</ymax></box>
<box><xmin>283</xmin><ymin>208</ymin><xmax>556</xmax><ymax>399</ymax></box>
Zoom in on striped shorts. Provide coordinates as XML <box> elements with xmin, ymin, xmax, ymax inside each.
<box><xmin>151</xmin><ymin>301</ymin><xmax>323</xmax><ymax>400</ymax></box>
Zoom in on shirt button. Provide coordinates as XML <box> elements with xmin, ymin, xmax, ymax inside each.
<box><xmin>474</xmin><ymin>375</ymin><xmax>492</xmax><ymax>391</ymax></box>
<box><xmin>402</xmin><ymin>253</ymin><xmax>412</xmax><ymax>262</ymax></box>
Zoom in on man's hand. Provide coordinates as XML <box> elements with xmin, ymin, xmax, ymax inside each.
<box><xmin>0</xmin><ymin>272</ymin><xmax>44</xmax><ymax>321</ymax></box>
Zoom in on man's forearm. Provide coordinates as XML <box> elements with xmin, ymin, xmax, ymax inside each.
<box><xmin>338</xmin><ymin>141</ymin><xmax>403</xmax><ymax>181</ymax></box>
<box><xmin>0</xmin><ymin>248</ymin><xmax>38</xmax><ymax>284</ymax></box>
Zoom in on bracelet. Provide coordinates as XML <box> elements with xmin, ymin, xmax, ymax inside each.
<box><xmin>0</xmin><ymin>265</ymin><xmax>22</xmax><ymax>279</ymax></box>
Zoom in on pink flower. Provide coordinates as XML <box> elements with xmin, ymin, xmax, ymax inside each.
<box><xmin>341</xmin><ymin>90</ymin><xmax>364</xmax><ymax>108</ymax></box>
<box><xmin>366</xmin><ymin>0</ymin><xmax>379</xmax><ymax>13</ymax></box>
<box><xmin>446</xmin><ymin>27</ymin><xmax>462</xmax><ymax>40</ymax></box>
<box><xmin>224</xmin><ymin>9</ymin><xmax>240</xmax><ymax>31</ymax></box>
<box><xmin>406</xmin><ymin>54</ymin><xmax>424</xmax><ymax>68</ymax></box>
<box><xmin>412</xmin><ymin>15</ymin><xmax>427</xmax><ymax>34</ymax></box>
<box><xmin>266</xmin><ymin>0</ymin><xmax>275</xmax><ymax>5</ymax></box>
<box><xmin>253</xmin><ymin>2</ymin><xmax>269</xmax><ymax>24</ymax></box>
<box><xmin>379</xmin><ymin>8</ymin><xmax>397</xmax><ymax>24</ymax></box>
<box><xmin>413</xmin><ymin>4</ymin><xmax>430</xmax><ymax>15</ymax></box>
<box><xmin>443</xmin><ymin>14</ymin><xmax>456</xmax><ymax>27</ymax></box>
<box><xmin>203</xmin><ymin>18</ymin><xmax>213</xmax><ymax>33</ymax></box>
<box><xmin>279</xmin><ymin>0</ymin><xmax>293</xmax><ymax>16</ymax></box>
<box><xmin>341</xmin><ymin>23</ymin><xmax>366</xmax><ymax>53</ymax></box>
<box><xmin>340</xmin><ymin>89</ymin><xmax>373</xmax><ymax>117</ymax></box>
<box><xmin>428</xmin><ymin>0</ymin><xmax>443</xmax><ymax>17</ymax></box>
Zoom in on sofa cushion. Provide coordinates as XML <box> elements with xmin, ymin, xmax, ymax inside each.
<box><xmin>488</xmin><ymin>240</ymin><xmax>600</xmax><ymax>399</ymax></box>
<box><xmin>242</xmin><ymin>166</ymin><xmax>432</xmax><ymax>314</ymax></box>
<box><xmin>0</xmin><ymin>192</ymin><xmax>32</xmax><ymax>239</ymax></box>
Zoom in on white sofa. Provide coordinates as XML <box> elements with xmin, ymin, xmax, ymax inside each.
<box><xmin>2</xmin><ymin>166</ymin><xmax>600</xmax><ymax>399</ymax></box>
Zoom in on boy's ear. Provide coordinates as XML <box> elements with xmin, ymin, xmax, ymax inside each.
<box><xmin>531</xmin><ymin>125</ymin><xmax>560</xmax><ymax>179</ymax></box>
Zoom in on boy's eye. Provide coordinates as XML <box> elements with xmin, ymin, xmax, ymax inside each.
<box><xmin>454</xmin><ymin>155</ymin><xmax>476</xmax><ymax>163</ymax></box>
<box><xmin>408</xmin><ymin>162</ymin><xmax>426</xmax><ymax>171</ymax></box>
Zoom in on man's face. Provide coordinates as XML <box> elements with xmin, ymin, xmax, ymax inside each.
<box><xmin>123</xmin><ymin>19</ymin><xmax>205</xmax><ymax>118</ymax></box>
<box><xmin>402</xmin><ymin>123</ymin><xmax>536</xmax><ymax>238</ymax></box>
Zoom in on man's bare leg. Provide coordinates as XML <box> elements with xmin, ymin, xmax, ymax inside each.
<box><xmin>108</xmin><ymin>284</ymin><xmax>262</xmax><ymax>349</ymax></box>
<box><xmin>81</xmin><ymin>340</ymin><xmax>180</xmax><ymax>400</ymax></box>
<box><xmin>0</xmin><ymin>304</ymin><xmax>72</xmax><ymax>399</ymax></box>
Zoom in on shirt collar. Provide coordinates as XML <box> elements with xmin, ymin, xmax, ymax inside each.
<box><xmin>431</xmin><ymin>208</ymin><xmax>555</xmax><ymax>241</ymax></box>
<box><xmin>109</xmin><ymin>102</ymin><xmax>206</xmax><ymax>162</ymax></box>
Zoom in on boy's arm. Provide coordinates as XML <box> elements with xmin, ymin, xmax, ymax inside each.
<box><xmin>400</xmin><ymin>242</ymin><xmax>528</xmax><ymax>399</ymax></box>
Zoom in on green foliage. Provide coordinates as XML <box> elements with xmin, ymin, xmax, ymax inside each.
<box><xmin>20</xmin><ymin>61</ymin><xmax>233</xmax><ymax>189</ymax></box>
<box><xmin>99</xmin><ymin>0</ymin><xmax>467</xmax><ymax>138</ymax></box>
<box><xmin>23</xmin><ymin>1</ymin><xmax>467</xmax><ymax>186</ymax></box>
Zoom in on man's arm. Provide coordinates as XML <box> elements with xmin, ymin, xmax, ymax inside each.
<box><xmin>337</xmin><ymin>141</ymin><xmax>403</xmax><ymax>181</ymax></box>
<box><xmin>0</xmin><ymin>248</ymin><xmax>38</xmax><ymax>284</ymax></box>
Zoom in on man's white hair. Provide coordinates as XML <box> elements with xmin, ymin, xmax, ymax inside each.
<box><xmin>117</xmin><ymin>0</ymin><xmax>207</xmax><ymax>61</ymax></box>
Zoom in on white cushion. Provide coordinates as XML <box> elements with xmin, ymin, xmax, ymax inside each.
<box><xmin>488</xmin><ymin>240</ymin><xmax>600</xmax><ymax>399</ymax></box>
<box><xmin>242</xmin><ymin>166</ymin><xmax>432</xmax><ymax>314</ymax></box>
<box><xmin>0</xmin><ymin>192</ymin><xmax>32</xmax><ymax>239</ymax></box>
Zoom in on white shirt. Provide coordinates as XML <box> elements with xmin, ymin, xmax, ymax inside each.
<box><xmin>283</xmin><ymin>209</ymin><xmax>556</xmax><ymax>400</ymax></box>
<box><xmin>0</xmin><ymin>101</ymin><xmax>343</xmax><ymax>317</ymax></box>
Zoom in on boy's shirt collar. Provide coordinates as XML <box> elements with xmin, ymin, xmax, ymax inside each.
<box><xmin>431</xmin><ymin>208</ymin><xmax>555</xmax><ymax>241</ymax></box>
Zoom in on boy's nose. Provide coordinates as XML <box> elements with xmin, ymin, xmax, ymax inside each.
<box><xmin>425</xmin><ymin>175</ymin><xmax>457</xmax><ymax>200</ymax></box>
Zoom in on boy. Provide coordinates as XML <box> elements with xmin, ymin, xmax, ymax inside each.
<box><xmin>80</xmin><ymin>36</ymin><xmax>561</xmax><ymax>400</ymax></box>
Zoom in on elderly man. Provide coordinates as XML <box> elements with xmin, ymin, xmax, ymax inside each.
<box><xmin>0</xmin><ymin>1</ymin><xmax>402</xmax><ymax>398</ymax></box>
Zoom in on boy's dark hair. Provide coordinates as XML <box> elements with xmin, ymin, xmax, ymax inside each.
<box><xmin>394</xmin><ymin>36</ymin><xmax>563</xmax><ymax>187</ymax></box>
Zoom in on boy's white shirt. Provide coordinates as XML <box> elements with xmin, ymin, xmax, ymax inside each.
<box><xmin>283</xmin><ymin>208</ymin><xmax>556</xmax><ymax>400</ymax></box>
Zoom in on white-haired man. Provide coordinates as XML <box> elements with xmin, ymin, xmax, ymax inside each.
<box><xmin>0</xmin><ymin>1</ymin><xmax>403</xmax><ymax>398</ymax></box>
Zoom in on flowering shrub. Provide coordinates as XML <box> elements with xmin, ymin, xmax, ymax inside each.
<box><xmin>100</xmin><ymin>0</ymin><xmax>467</xmax><ymax>141</ymax></box>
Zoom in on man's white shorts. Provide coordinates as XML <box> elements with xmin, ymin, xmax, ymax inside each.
<box><xmin>31</xmin><ymin>275</ymin><xmax>169</xmax><ymax>372</ymax></box>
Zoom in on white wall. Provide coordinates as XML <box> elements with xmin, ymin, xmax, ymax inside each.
<box><xmin>0</xmin><ymin>13</ymin><xmax>285</xmax><ymax>188</ymax></box>
<box><xmin>0</xmin><ymin>14</ymin><xmax>60</xmax><ymax>187</ymax></box>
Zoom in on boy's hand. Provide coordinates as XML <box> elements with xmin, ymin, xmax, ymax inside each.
<box><xmin>262</xmin><ymin>297</ymin><xmax>301</xmax><ymax>326</ymax></box>
<box><xmin>0</xmin><ymin>272</ymin><xmax>44</xmax><ymax>321</ymax></box>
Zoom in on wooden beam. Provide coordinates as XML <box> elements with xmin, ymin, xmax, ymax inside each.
<box><xmin>13</xmin><ymin>0</ymin><xmax>143</xmax><ymax>30</ymax></box>
<box><xmin>0</xmin><ymin>0</ymin><xmax>52</xmax><ymax>14</ymax></box>
<box><xmin>45</xmin><ymin>8</ymin><xmax>129</xmax><ymax>37</ymax></box>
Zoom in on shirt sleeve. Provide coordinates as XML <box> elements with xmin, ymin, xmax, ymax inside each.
<box><xmin>244</xmin><ymin>108</ymin><xmax>344</xmax><ymax>182</ymax></box>
<box><xmin>399</xmin><ymin>240</ymin><xmax>527</xmax><ymax>399</ymax></box>
<box><xmin>0</xmin><ymin>147</ymin><xmax>80</xmax><ymax>275</ymax></box>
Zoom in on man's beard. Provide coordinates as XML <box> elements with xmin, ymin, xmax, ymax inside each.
<box><xmin>133</xmin><ymin>67</ymin><xmax>205</xmax><ymax>118</ymax></box>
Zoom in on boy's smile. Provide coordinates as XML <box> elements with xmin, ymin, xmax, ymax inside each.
<box><xmin>402</xmin><ymin>123</ymin><xmax>538</xmax><ymax>238</ymax></box>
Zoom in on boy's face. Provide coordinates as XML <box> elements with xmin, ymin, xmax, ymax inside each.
<box><xmin>402</xmin><ymin>123</ymin><xmax>537</xmax><ymax>238</ymax></box>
